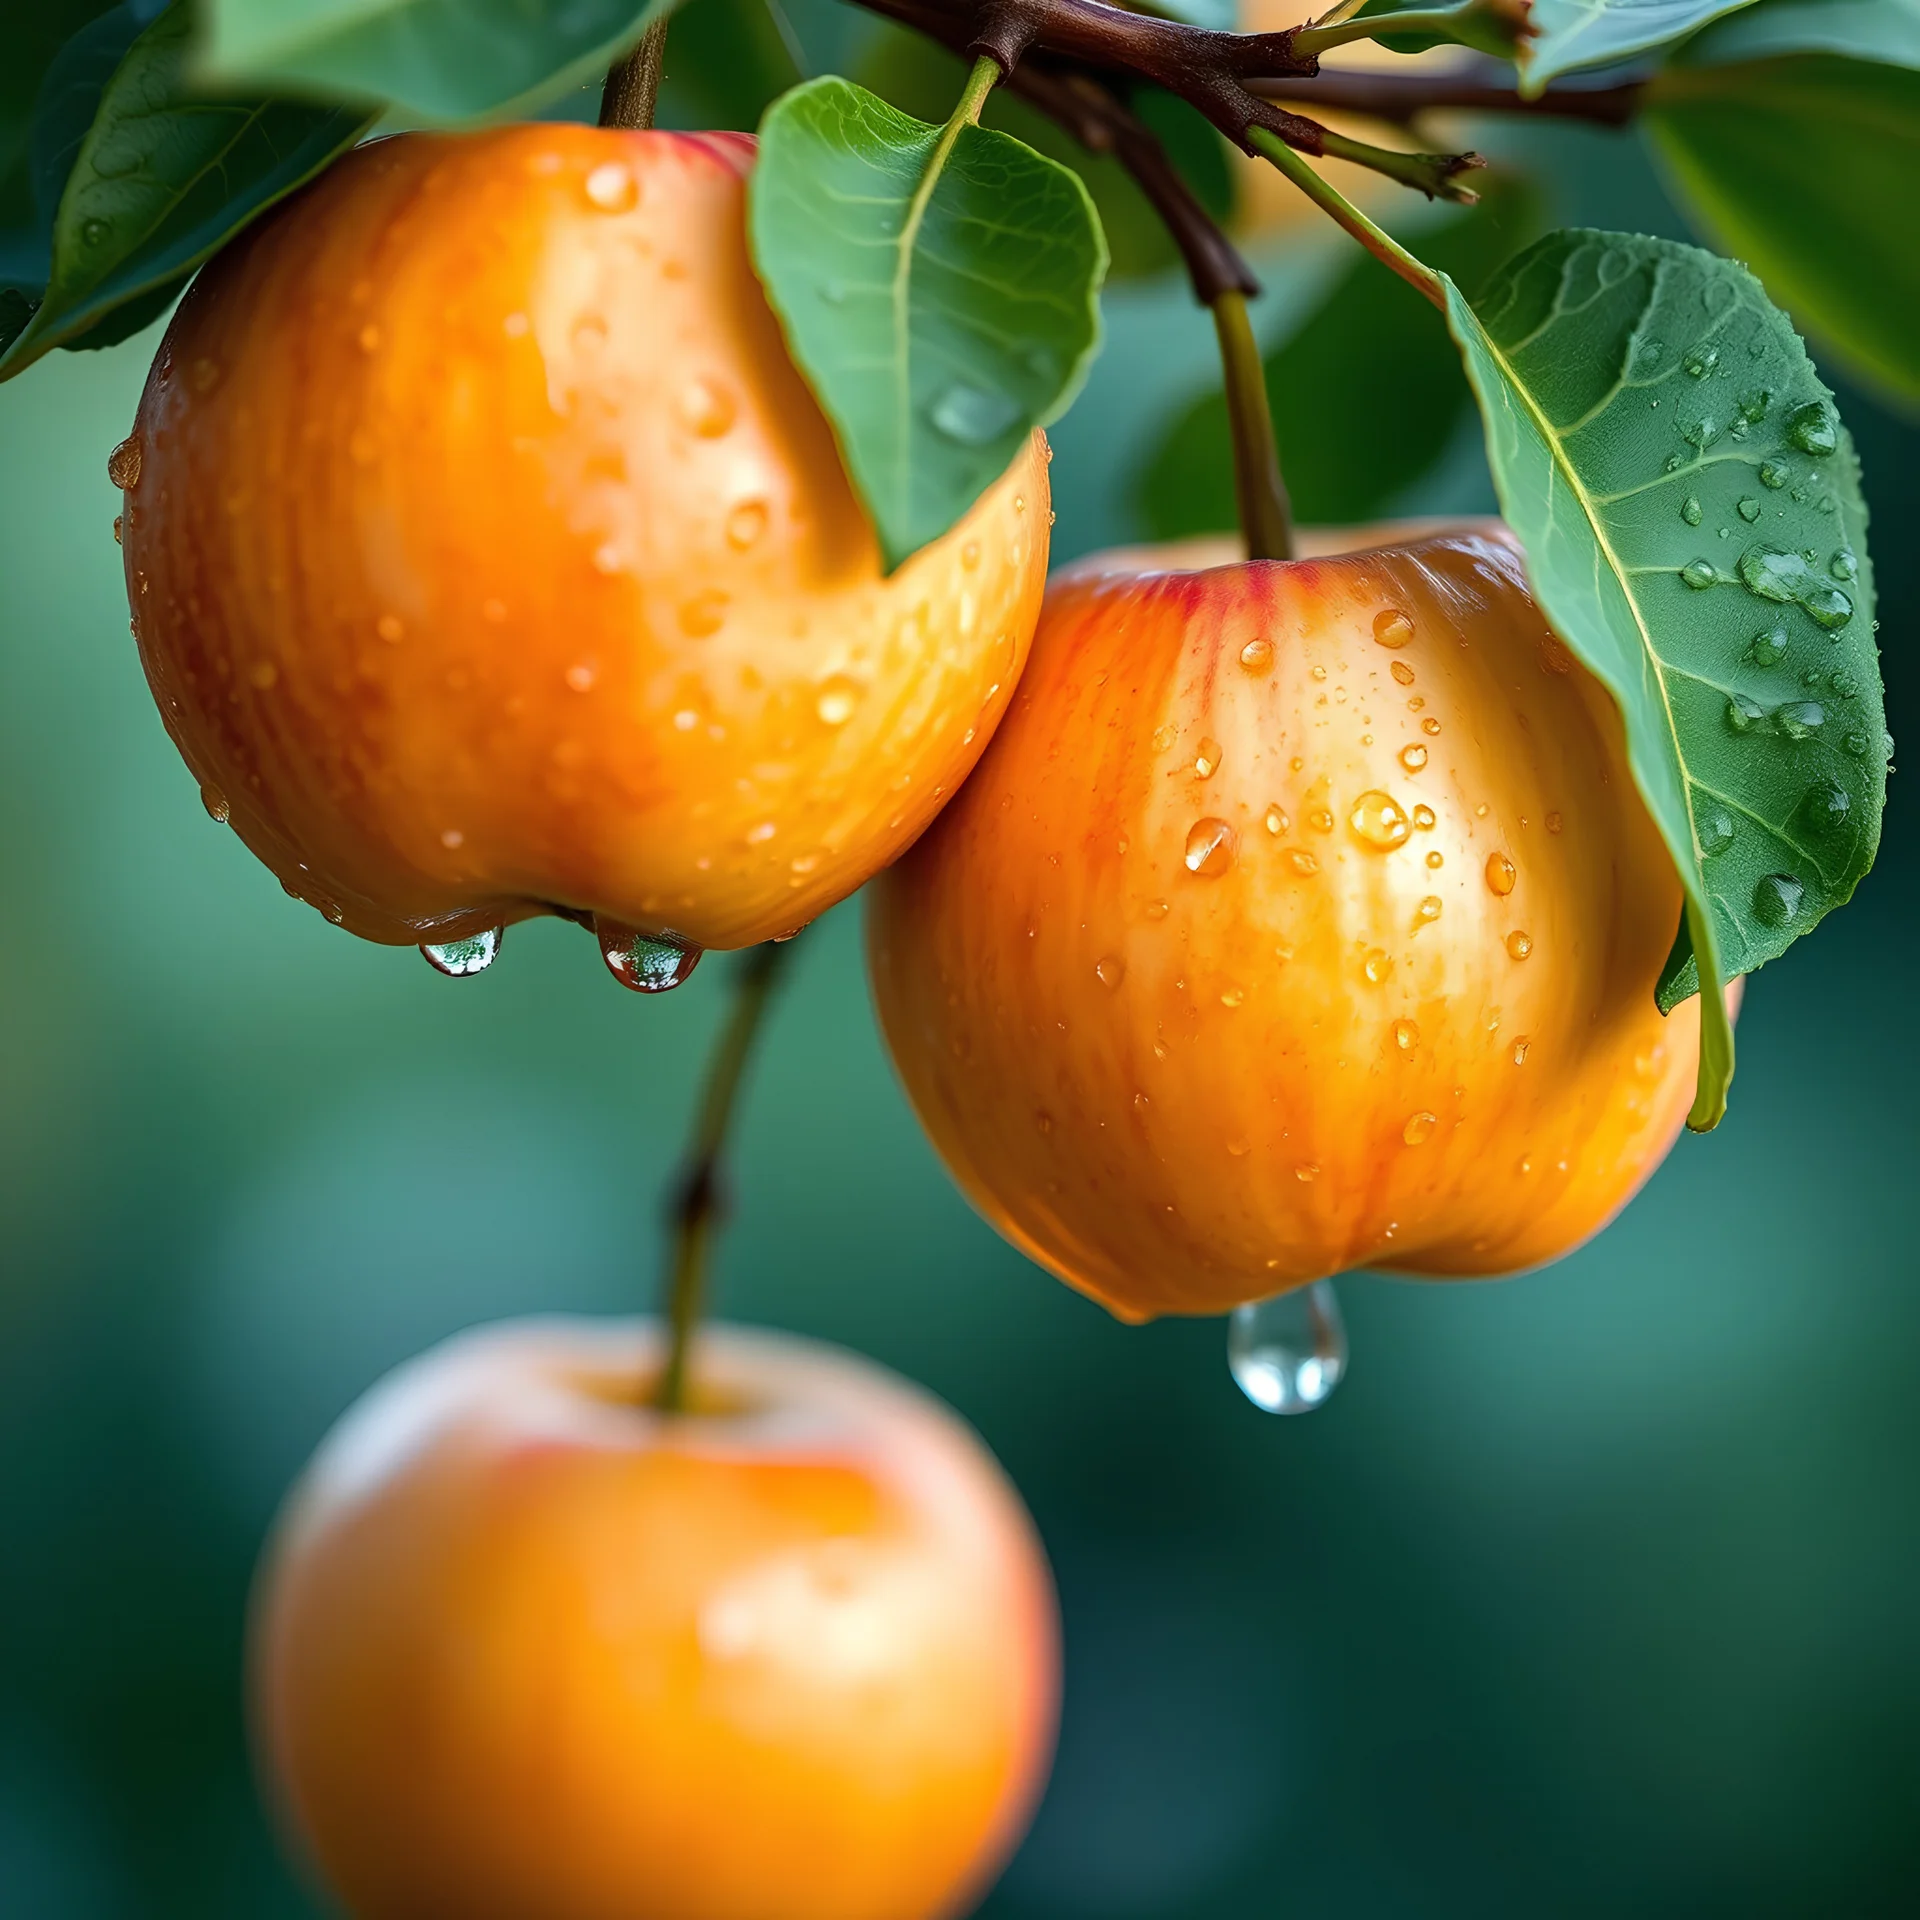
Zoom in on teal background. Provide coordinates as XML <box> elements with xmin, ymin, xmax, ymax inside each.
<box><xmin>3</xmin><ymin>64</ymin><xmax>1918</xmax><ymax>1920</ymax></box>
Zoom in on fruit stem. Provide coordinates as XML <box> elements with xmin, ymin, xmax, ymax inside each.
<box><xmin>600</xmin><ymin>18</ymin><xmax>670</xmax><ymax>130</ymax></box>
<box><xmin>1247</xmin><ymin>128</ymin><xmax>1448</xmax><ymax>311</ymax></box>
<box><xmin>655</xmin><ymin>938</ymin><xmax>800</xmax><ymax>1414</ymax></box>
<box><xmin>1210</xmin><ymin>290</ymin><xmax>1292</xmax><ymax>563</ymax></box>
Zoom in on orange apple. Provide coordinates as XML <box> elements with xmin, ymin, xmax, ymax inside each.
<box><xmin>116</xmin><ymin>126</ymin><xmax>1048</xmax><ymax>965</ymax></box>
<box><xmin>251</xmin><ymin>1318</ymin><xmax>1059</xmax><ymax>1920</ymax></box>
<box><xmin>869</xmin><ymin>528</ymin><xmax>1725</xmax><ymax>1321</ymax></box>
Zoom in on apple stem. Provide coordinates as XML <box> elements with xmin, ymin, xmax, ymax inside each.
<box><xmin>1210</xmin><ymin>290</ymin><xmax>1292</xmax><ymax>564</ymax></box>
<box><xmin>600</xmin><ymin>19</ymin><xmax>670</xmax><ymax>131</ymax></box>
<box><xmin>655</xmin><ymin>937</ymin><xmax>801</xmax><ymax>1414</ymax></box>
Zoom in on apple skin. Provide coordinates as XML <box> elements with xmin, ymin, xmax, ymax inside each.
<box><xmin>118</xmin><ymin>126</ymin><xmax>1047</xmax><ymax>953</ymax></box>
<box><xmin>250</xmin><ymin>1318</ymin><xmax>1059</xmax><ymax>1920</ymax></box>
<box><xmin>868</xmin><ymin>528</ymin><xmax>1724</xmax><ymax>1321</ymax></box>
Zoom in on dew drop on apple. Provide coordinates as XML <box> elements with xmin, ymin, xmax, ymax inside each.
<box><xmin>200</xmin><ymin>784</ymin><xmax>230</xmax><ymax>824</ymax></box>
<box><xmin>583</xmin><ymin>162</ymin><xmax>638</xmax><ymax>212</ymax></box>
<box><xmin>1372</xmin><ymin>610</ymin><xmax>1413</xmax><ymax>649</ymax></box>
<box><xmin>595</xmin><ymin>918</ymin><xmax>703</xmax><ymax>991</ymax></box>
<box><xmin>421</xmin><ymin>926</ymin><xmax>504</xmax><ymax>978</ymax></box>
<box><xmin>1183</xmin><ymin>817</ymin><xmax>1235</xmax><ymax>877</ymax></box>
<box><xmin>107</xmin><ymin>436</ymin><xmax>141</xmax><ymax>489</ymax></box>
<box><xmin>1348</xmin><ymin>789</ymin><xmax>1410</xmax><ymax>850</ymax></box>
<box><xmin>1484</xmin><ymin>850</ymin><xmax>1516</xmax><ymax>896</ymax></box>
<box><xmin>1239</xmin><ymin>637</ymin><xmax>1273</xmax><ymax>673</ymax></box>
<box><xmin>1228</xmin><ymin>1281</ymin><xmax>1347</xmax><ymax>1415</ymax></box>
<box><xmin>1095</xmin><ymin>954</ymin><xmax>1126</xmax><ymax>989</ymax></box>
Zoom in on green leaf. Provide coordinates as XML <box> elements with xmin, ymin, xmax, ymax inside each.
<box><xmin>199</xmin><ymin>0</ymin><xmax>682</xmax><ymax>122</ymax></box>
<box><xmin>1672</xmin><ymin>0</ymin><xmax>1920</xmax><ymax>67</ymax></box>
<box><xmin>750</xmin><ymin>75</ymin><xmax>1107</xmax><ymax>572</ymax></box>
<box><xmin>1444</xmin><ymin>229</ymin><xmax>1886</xmax><ymax>1127</ymax></box>
<box><xmin>1648</xmin><ymin>56</ymin><xmax>1920</xmax><ymax>404</ymax></box>
<box><xmin>1521</xmin><ymin>0</ymin><xmax>1759</xmax><ymax>92</ymax></box>
<box><xmin>1</xmin><ymin>2</ymin><xmax>129</xmax><ymax>230</ymax></box>
<box><xmin>854</xmin><ymin>25</ymin><xmax>1232</xmax><ymax>282</ymax></box>
<box><xmin>1140</xmin><ymin>174</ymin><xmax>1540</xmax><ymax>535</ymax></box>
<box><xmin>655</xmin><ymin>0</ymin><xmax>805</xmax><ymax>134</ymax></box>
<box><xmin>0</xmin><ymin>5</ymin><xmax>369</xmax><ymax>381</ymax></box>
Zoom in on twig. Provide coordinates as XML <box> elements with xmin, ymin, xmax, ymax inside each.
<box><xmin>600</xmin><ymin>19</ymin><xmax>670</xmax><ymax>130</ymax></box>
<box><xmin>1251</xmin><ymin>67</ymin><xmax>1645</xmax><ymax>128</ymax></box>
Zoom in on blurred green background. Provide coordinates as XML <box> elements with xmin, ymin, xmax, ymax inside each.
<box><xmin>3</xmin><ymin>31</ymin><xmax>1918</xmax><ymax>1920</ymax></box>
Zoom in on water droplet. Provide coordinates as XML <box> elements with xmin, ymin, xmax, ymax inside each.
<box><xmin>1739</xmin><ymin>547</ymin><xmax>1804</xmax><ymax>602</ymax></box>
<box><xmin>596</xmin><ymin>919</ymin><xmax>703</xmax><ymax>992</ymax></box>
<box><xmin>818</xmin><ymin>278</ymin><xmax>847</xmax><ymax>306</ymax></box>
<box><xmin>1399</xmin><ymin>744</ymin><xmax>1428</xmax><ymax>772</ymax></box>
<box><xmin>107</xmin><ymin>437</ymin><xmax>141</xmax><ymax>489</ymax></box>
<box><xmin>1415</xmin><ymin>895</ymin><xmax>1442</xmax><ymax>925</ymax></box>
<box><xmin>1684</xmin><ymin>346</ymin><xmax>1719</xmax><ymax>378</ymax></box>
<box><xmin>1747</xmin><ymin>625</ymin><xmax>1787</xmax><ymax>666</ymax></box>
<box><xmin>1308</xmin><ymin>807</ymin><xmax>1334</xmax><ymax>834</ymax></box>
<box><xmin>1421</xmin><ymin>717</ymin><xmax>1441</xmax><ymax>736</ymax></box>
<box><xmin>1829</xmin><ymin>547</ymin><xmax>1858</xmax><ymax>583</ymax></box>
<box><xmin>677</xmin><ymin>378</ymin><xmax>736</xmax><ymax>438</ymax></box>
<box><xmin>1219</xmin><ymin>985</ymin><xmax>1246</xmax><ymax>1009</ymax></box>
<box><xmin>1681</xmin><ymin>495</ymin><xmax>1703</xmax><ymax>526</ymax></box>
<box><xmin>1680</xmin><ymin>559</ymin><xmax>1719</xmax><ymax>590</ymax></box>
<box><xmin>112</xmin><ymin>514</ymin><xmax>123</xmax><ymax>545</ymax></box>
<box><xmin>422</xmin><ymin>927</ymin><xmax>504</xmax><ymax>978</ymax></box>
<box><xmin>1759</xmin><ymin>460</ymin><xmax>1790</xmax><ymax>490</ymax></box>
<box><xmin>1095</xmin><ymin>955</ymin><xmax>1126</xmax><ymax>989</ymax></box>
<box><xmin>1751</xmin><ymin>872</ymin><xmax>1804</xmax><ymax>928</ymax></box>
<box><xmin>1194</xmin><ymin>737</ymin><xmax>1223</xmax><ymax>778</ymax></box>
<box><xmin>1774</xmin><ymin>700</ymin><xmax>1824</xmax><ymax>741</ymax></box>
<box><xmin>81</xmin><ymin>217</ymin><xmax>108</xmax><ymax>247</ymax></box>
<box><xmin>1294</xmin><ymin>1162</ymin><xmax>1320</xmax><ymax>1182</ymax></box>
<box><xmin>815</xmin><ymin>675</ymin><xmax>861</xmax><ymax>726</ymax></box>
<box><xmin>1736</xmin><ymin>497</ymin><xmax>1762</xmax><ymax>524</ymax></box>
<box><xmin>1725</xmin><ymin>692</ymin><xmax>1765</xmax><ymax>733</ymax></box>
<box><xmin>1394</xmin><ymin>1018</ymin><xmax>1419</xmax><ymax>1053</ymax></box>
<box><xmin>583</xmin><ymin>161</ymin><xmax>638</xmax><ymax>211</ymax></box>
<box><xmin>1511</xmin><ymin>1038</ymin><xmax>1531</xmax><ymax>1065</ymax></box>
<box><xmin>1484</xmin><ymin>851</ymin><xmax>1516</xmax><ymax>896</ymax></box>
<box><xmin>1738</xmin><ymin>388</ymin><xmax>1770</xmax><ymax>423</ymax></box>
<box><xmin>1288</xmin><ymin>849</ymin><xmax>1318</xmax><ymax>876</ymax></box>
<box><xmin>1403</xmin><ymin>1110</ymin><xmax>1437</xmax><ymax>1146</ymax></box>
<box><xmin>1797</xmin><ymin>781</ymin><xmax>1851</xmax><ymax>835</ymax></box>
<box><xmin>1424</xmin><ymin>851</ymin><xmax>1444</xmax><ymax>870</ymax></box>
<box><xmin>1506</xmin><ymin>930</ymin><xmax>1533</xmax><ymax>961</ymax></box>
<box><xmin>1680</xmin><ymin>414</ymin><xmax>1717</xmax><ymax>449</ymax></box>
<box><xmin>1802</xmin><ymin>583</ymin><xmax>1853</xmax><ymax>630</ymax></box>
<box><xmin>1386</xmin><ymin>663</ymin><xmax>1414</xmax><ymax>692</ymax></box>
<box><xmin>1228</xmin><ymin>1283</ymin><xmax>1347</xmax><ymax>1415</ymax></box>
<box><xmin>1240</xmin><ymin>637</ymin><xmax>1273</xmax><ymax>672</ymax></box>
<box><xmin>1348</xmin><ymin>790</ymin><xmax>1410</xmax><ymax>851</ymax></box>
<box><xmin>200</xmin><ymin>784</ymin><xmax>230</xmax><ymax>824</ymax></box>
<box><xmin>1663</xmin><ymin>453</ymin><xmax>1683</xmax><ymax>474</ymax></box>
<box><xmin>1785</xmin><ymin>402</ymin><xmax>1837</xmax><ymax>455</ymax></box>
<box><xmin>725</xmin><ymin>499</ymin><xmax>769</xmax><ymax>550</ymax></box>
<box><xmin>1362</xmin><ymin>948</ymin><xmax>1394</xmax><ymax>986</ymax></box>
<box><xmin>1697</xmin><ymin>805</ymin><xmax>1735</xmax><ymax>856</ymax></box>
<box><xmin>1264</xmin><ymin>805</ymin><xmax>1288</xmax><ymax>835</ymax></box>
<box><xmin>1184</xmin><ymin>817</ymin><xmax>1236</xmax><ymax>877</ymax></box>
<box><xmin>1372</xmin><ymin>610</ymin><xmax>1413</xmax><ymax>649</ymax></box>
<box><xmin>929</xmin><ymin>382</ymin><xmax>1020</xmax><ymax>445</ymax></box>
<box><xmin>1411</xmin><ymin>804</ymin><xmax>1436</xmax><ymax>830</ymax></box>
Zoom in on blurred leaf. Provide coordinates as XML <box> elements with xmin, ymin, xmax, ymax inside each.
<box><xmin>1648</xmin><ymin>55</ymin><xmax>1920</xmax><ymax>404</ymax></box>
<box><xmin>1670</xmin><ymin>0</ymin><xmax>1920</xmax><ymax>66</ymax></box>
<box><xmin>1140</xmin><ymin>175</ymin><xmax>1539</xmax><ymax>534</ymax></box>
<box><xmin>0</xmin><ymin>1</ymin><xmax>132</xmax><ymax>229</ymax></box>
<box><xmin>199</xmin><ymin>0</ymin><xmax>683</xmax><ymax>121</ymax></box>
<box><xmin>750</xmin><ymin>75</ymin><xmax>1106</xmax><ymax>571</ymax></box>
<box><xmin>0</xmin><ymin>5</ymin><xmax>369</xmax><ymax>381</ymax></box>
<box><xmin>655</xmin><ymin>0</ymin><xmax>804</xmax><ymax>132</ymax></box>
<box><xmin>1445</xmin><ymin>229</ymin><xmax>1887</xmax><ymax>1125</ymax></box>
<box><xmin>1520</xmin><ymin>0</ymin><xmax>1760</xmax><ymax>91</ymax></box>
<box><xmin>856</xmin><ymin>24</ymin><xmax>1232</xmax><ymax>281</ymax></box>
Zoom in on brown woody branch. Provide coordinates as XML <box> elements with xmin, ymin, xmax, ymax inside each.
<box><xmin>1250</xmin><ymin>67</ymin><xmax>1646</xmax><ymax>128</ymax></box>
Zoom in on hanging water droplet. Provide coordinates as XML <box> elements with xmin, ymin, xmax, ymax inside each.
<box><xmin>1681</xmin><ymin>495</ymin><xmax>1703</xmax><ymax>526</ymax></box>
<box><xmin>1751</xmin><ymin>872</ymin><xmax>1804</xmax><ymax>928</ymax></box>
<box><xmin>929</xmin><ymin>383</ymin><xmax>1020</xmax><ymax>445</ymax></box>
<box><xmin>596</xmin><ymin>918</ymin><xmax>703</xmax><ymax>992</ymax></box>
<box><xmin>1680</xmin><ymin>559</ymin><xmax>1718</xmax><ymax>590</ymax></box>
<box><xmin>107</xmin><ymin>436</ymin><xmax>141</xmax><ymax>489</ymax></box>
<box><xmin>422</xmin><ymin>927</ymin><xmax>504</xmax><ymax>978</ymax></box>
<box><xmin>1697</xmin><ymin>805</ymin><xmax>1735</xmax><ymax>856</ymax></box>
<box><xmin>1372</xmin><ymin>610</ymin><xmax>1413</xmax><ymax>649</ymax></box>
<box><xmin>1774</xmin><ymin>699</ymin><xmax>1824</xmax><ymax>741</ymax></box>
<box><xmin>200</xmin><ymin>784</ymin><xmax>230</xmax><ymax>824</ymax></box>
<box><xmin>1228</xmin><ymin>1282</ymin><xmax>1347</xmax><ymax>1415</ymax></box>
<box><xmin>1348</xmin><ymin>790</ymin><xmax>1410</xmax><ymax>850</ymax></box>
<box><xmin>1184</xmin><ymin>817</ymin><xmax>1236</xmax><ymax>877</ymax></box>
<box><xmin>1239</xmin><ymin>637</ymin><xmax>1273</xmax><ymax>672</ymax></box>
<box><xmin>1785</xmin><ymin>402</ymin><xmax>1837</xmax><ymax>455</ymax></box>
<box><xmin>1484</xmin><ymin>851</ymin><xmax>1516</xmax><ymax>896</ymax></box>
<box><xmin>1747</xmin><ymin>625</ymin><xmax>1787</xmax><ymax>665</ymax></box>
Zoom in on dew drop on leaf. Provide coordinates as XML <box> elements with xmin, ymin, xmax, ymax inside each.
<box><xmin>1697</xmin><ymin>806</ymin><xmax>1735</xmax><ymax>856</ymax></box>
<box><xmin>1759</xmin><ymin>460</ymin><xmax>1790</xmax><ymax>489</ymax></box>
<box><xmin>1796</xmin><ymin>781</ymin><xmax>1851</xmax><ymax>835</ymax></box>
<box><xmin>1774</xmin><ymin>700</ymin><xmax>1825</xmax><ymax>741</ymax></box>
<box><xmin>1737</xmin><ymin>498</ymin><xmax>1761</xmax><ymax>523</ymax></box>
<box><xmin>1725</xmin><ymin>693</ymin><xmax>1765</xmax><ymax>733</ymax></box>
<box><xmin>1785</xmin><ymin>402</ymin><xmax>1837</xmax><ymax>455</ymax></box>
<box><xmin>1751</xmin><ymin>873</ymin><xmax>1804</xmax><ymax>927</ymax></box>
<box><xmin>1680</xmin><ymin>559</ymin><xmax>1718</xmax><ymax>590</ymax></box>
<box><xmin>1747</xmin><ymin>625</ymin><xmax>1788</xmax><ymax>665</ymax></box>
<box><xmin>1681</xmin><ymin>496</ymin><xmax>1703</xmax><ymax>526</ymax></box>
<box><xmin>929</xmin><ymin>383</ymin><xmax>1021</xmax><ymax>445</ymax></box>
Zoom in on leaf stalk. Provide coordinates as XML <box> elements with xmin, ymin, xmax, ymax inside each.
<box><xmin>1211</xmin><ymin>290</ymin><xmax>1292</xmax><ymax>563</ymax></box>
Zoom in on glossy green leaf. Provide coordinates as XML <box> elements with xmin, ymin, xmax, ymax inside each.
<box><xmin>655</xmin><ymin>0</ymin><xmax>805</xmax><ymax>134</ymax></box>
<box><xmin>855</xmin><ymin>25</ymin><xmax>1232</xmax><ymax>283</ymax></box>
<box><xmin>199</xmin><ymin>0</ymin><xmax>681</xmax><ymax>121</ymax></box>
<box><xmin>0</xmin><ymin>5</ymin><xmax>369</xmax><ymax>381</ymax></box>
<box><xmin>1446</xmin><ymin>229</ymin><xmax>1886</xmax><ymax>1126</ymax></box>
<box><xmin>1521</xmin><ymin>0</ymin><xmax>1758</xmax><ymax>91</ymax></box>
<box><xmin>1</xmin><ymin>1</ymin><xmax>128</xmax><ymax>230</ymax></box>
<box><xmin>1672</xmin><ymin>0</ymin><xmax>1920</xmax><ymax>67</ymax></box>
<box><xmin>1647</xmin><ymin>56</ymin><xmax>1920</xmax><ymax>403</ymax></box>
<box><xmin>1140</xmin><ymin>175</ymin><xmax>1539</xmax><ymax>535</ymax></box>
<box><xmin>750</xmin><ymin>76</ymin><xmax>1107</xmax><ymax>571</ymax></box>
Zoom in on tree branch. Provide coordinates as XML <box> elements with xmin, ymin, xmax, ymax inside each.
<box><xmin>1250</xmin><ymin>66</ymin><xmax>1645</xmax><ymax>128</ymax></box>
